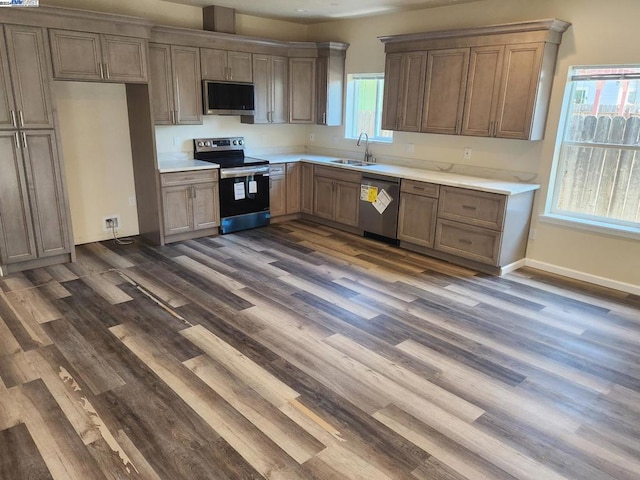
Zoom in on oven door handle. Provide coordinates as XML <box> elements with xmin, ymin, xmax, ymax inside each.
<box><xmin>220</xmin><ymin>166</ymin><xmax>270</xmax><ymax>179</ymax></box>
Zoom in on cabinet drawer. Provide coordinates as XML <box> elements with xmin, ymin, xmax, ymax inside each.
<box><xmin>314</xmin><ymin>165</ymin><xmax>361</xmax><ymax>183</ymax></box>
<box><xmin>269</xmin><ymin>164</ymin><xmax>286</xmax><ymax>176</ymax></box>
<box><xmin>438</xmin><ymin>186</ymin><xmax>506</xmax><ymax>230</ymax></box>
<box><xmin>435</xmin><ymin>219</ymin><xmax>501</xmax><ymax>265</ymax></box>
<box><xmin>161</xmin><ymin>170</ymin><xmax>218</xmax><ymax>186</ymax></box>
<box><xmin>401</xmin><ymin>179</ymin><xmax>439</xmax><ymax>197</ymax></box>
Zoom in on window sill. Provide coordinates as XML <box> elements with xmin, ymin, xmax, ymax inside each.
<box><xmin>538</xmin><ymin>213</ymin><xmax>640</xmax><ymax>241</ymax></box>
<box><xmin>344</xmin><ymin>136</ymin><xmax>393</xmax><ymax>144</ymax></box>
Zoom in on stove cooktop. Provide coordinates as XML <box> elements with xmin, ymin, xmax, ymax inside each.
<box><xmin>193</xmin><ymin>137</ymin><xmax>268</xmax><ymax>169</ymax></box>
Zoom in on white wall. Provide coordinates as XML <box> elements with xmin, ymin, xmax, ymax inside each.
<box><xmin>306</xmin><ymin>0</ymin><xmax>640</xmax><ymax>291</ymax></box>
<box><xmin>53</xmin><ymin>82</ymin><xmax>140</xmax><ymax>244</ymax></box>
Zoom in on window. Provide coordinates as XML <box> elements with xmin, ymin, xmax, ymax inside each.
<box><xmin>345</xmin><ymin>74</ymin><xmax>393</xmax><ymax>142</ymax></box>
<box><xmin>549</xmin><ymin>66</ymin><xmax>640</xmax><ymax>231</ymax></box>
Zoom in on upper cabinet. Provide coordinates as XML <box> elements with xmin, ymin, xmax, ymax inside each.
<box><xmin>2</xmin><ymin>25</ymin><xmax>54</xmax><ymax>129</ymax></box>
<box><xmin>242</xmin><ymin>54</ymin><xmax>287</xmax><ymax>124</ymax></box>
<box><xmin>149</xmin><ymin>43</ymin><xmax>202</xmax><ymax>125</ymax></box>
<box><xmin>49</xmin><ymin>29</ymin><xmax>148</xmax><ymax>83</ymax></box>
<box><xmin>289</xmin><ymin>57</ymin><xmax>316</xmax><ymax>124</ymax></box>
<box><xmin>379</xmin><ymin>19</ymin><xmax>570</xmax><ymax>140</ymax></box>
<box><xmin>201</xmin><ymin>48</ymin><xmax>252</xmax><ymax>82</ymax></box>
<box><xmin>316</xmin><ymin>42</ymin><xmax>348</xmax><ymax>126</ymax></box>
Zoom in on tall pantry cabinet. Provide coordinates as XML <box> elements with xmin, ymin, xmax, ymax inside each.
<box><xmin>0</xmin><ymin>24</ymin><xmax>73</xmax><ymax>275</ymax></box>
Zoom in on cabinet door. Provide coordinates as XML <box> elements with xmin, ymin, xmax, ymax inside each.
<box><xmin>102</xmin><ymin>35</ymin><xmax>148</xmax><ymax>83</ymax></box>
<box><xmin>49</xmin><ymin>29</ymin><xmax>102</xmax><ymax>81</ymax></box>
<box><xmin>289</xmin><ymin>58</ymin><xmax>316</xmax><ymax>124</ymax></box>
<box><xmin>334</xmin><ymin>181</ymin><xmax>360</xmax><ymax>227</ymax></box>
<box><xmin>301</xmin><ymin>162</ymin><xmax>314</xmax><ymax>214</ymax></box>
<box><xmin>201</xmin><ymin>48</ymin><xmax>227</xmax><ymax>80</ymax></box>
<box><xmin>271</xmin><ymin>56</ymin><xmax>289</xmax><ymax>124</ymax></box>
<box><xmin>422</xmin><ymin>48</ymin><xmax>469</xmax><ymax>135</ymax></box>
<box><xmin>495</xmin><ymin>43</ymin><xmax>544</xmax><ymax>140</ymax></box>
<box><xmin>162</xmin><ymin>185</ymin><xmax>193</xmax><ymax>236</ymax></box>
<box><xmin>382</xmin><ymin>53</ymin><xmax>403</xmax><ymax>131</ymax></box>
<box><xmin>313</xmin><ymin>176</ymin><xmax>334</xmax><ymax>220</ymax></box>
<box><xmin>5</xmin><ymin>25</ymin><xmax>54</xmax><ymax>129</ymax></box>
<box><xmin>398</xmin><ymin>193</ymin><xmax>438</xmax><ymax>248</ymax></box>
<box><xmin>461</xmin><ymin>45</ymin><xmax>504</xmax><ymax>137</ymax></box>
<box><xmin>251</xmin><ymin>54</ymin><xmax>270</xmax><ymax>124</ymax></box>
<box><xmin>149</xmin><ymin>44</ymin><xmax>174</xmax><ymax>125</ymax></box>
<box><xmin>171</xmin><ymin>45</ymin><xmax>202</xmax><ymax>125</ymax></box>
<box><xmin>22</xmin><ymin>131</ymin><xmax>71</xmax><ymax>258</ymax></box>
<box><xmin>0</xmin><ymin>28</ymin><xmax>17</xmax><ymax>130</ymax></box>
<box><xmin>269</xmin><ymin>174</ymin><xmax>287</xmax><ymax>217</ymax></box>
<box><xmin>397</xmin><ymin>52</ymin><xmax>427</xmax><ymax>132</ymax></box>
<box><xmin>0</xmin><ymin>132</ymin><xmax>36</xmax><ymax>264</ymax></box>
<box><xmin>316</xmin><ymin>54</ymin><xmax>345</xmax><ymax>126</ymax></box>
<box><xmin>286</xmin><ymin>162</ymin><xmax>301</xmax><ymax>214</ymax></box>
<box><xmin>228</xmin><ymin>51</ymin><xmax>252</xmax><ymax>82</ymax></box>
<box><xmin>193</xmin><ymin>183</ymin><xmax>220</xmax><ymax>230</ymax></box>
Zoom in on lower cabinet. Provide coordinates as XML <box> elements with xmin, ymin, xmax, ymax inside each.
<box><xmin>269</xmin><ymin>162</ymin><xmax>302</xmax><ymax>219</ymax></box>
<box><xmin>312</xmin><ymin>165</ymin><xmax>361</xmax><ymax>227</ymax></box>
<box><xmin>0</xmin><ymin>130</ymin><xmax>73</xmax><ymax>274</ymax></box>
<box><xmin>160</xmin><ymin>170</ymin><xmax>219</xmax><ymax>242</ymax></box>
<box><xmin>300</xmin><ymin>163</ymin><xmax>314</xmax><ymax>214</ymax></box>
<box><xmin>397</xmin><ymin>179</ymin><xmax>439</xmax><ymax>248</ymax></box>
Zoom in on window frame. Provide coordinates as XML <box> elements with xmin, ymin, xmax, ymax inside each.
<box><xmin>344</xmin><ymin>73</ymin><xmax>393</xmax><ymax>143</ymax></box>
<box><xmin>545</xmin><ymin>64</ymin><xmax>640</xmax><ymax>236</ymax></box>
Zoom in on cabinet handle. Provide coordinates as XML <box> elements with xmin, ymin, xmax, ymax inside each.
<box><xmin>171</xmin><ymin>110</ymin><xmax>176</xmax><ymax>124</ymax></box>
<box><xmin>105</xmin><ymin>63</ymin><xmax>110</xmax><ymax>80</ymax></box>
<box><xmin>462</xmin><ymin>205</ymin><xmax>477</xmax><ymax>211</ymax></box>
<box><xmin>493</xmin><ymin>121</ymin><xmax>499</xmax><ymax>137</ymax></box>
<box><xmin>10</xmin><ymin>110</ymin><xmax>17</xmax><ymax>128</ymax></box>
<box><xmin>99</xmin><ymin>62</ymin><xmax>104</xmax><ymax>79</ymax></box>
<box><xmin>458</xmin><ymin>238</ymin><xmax>473</xmax><ymax>245</ymax></box>
<box><xmin>322</xmin><ymin>112</ymin><xmax>326</xmax><ymax>124</ymax></box>
<box><xmin>456</xmin><ymin>119</ymin><xmax>461</xmax><ymax>132</ymax></box>
<box><xmin>413</xmin><ymin>186</ymin><xmax>425</xmax><ymax>191</ymax></box>
<box><xmin>21</xmin><ymin>132</ymin><xmax>27</xmax><ymax>150</ymax></box>
<box><xmin>18</xmin><ymin>110</ymin><xmax>24</xmax><ymax>128</ymax></box>
<box><xmin>15</xmin><ymin>131</ymin><xmax>20</xmax><ymax>149</ymax></box>
<box><xmin>228</xmin><ymin>67</ymin><xmax>233</xmax><ymax>80</ymax></box>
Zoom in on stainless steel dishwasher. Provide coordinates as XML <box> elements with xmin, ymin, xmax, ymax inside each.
<box><xmin>358</xmin><ymin>173</ymin><xmax>400</xmax><ymax>244</ymax></box>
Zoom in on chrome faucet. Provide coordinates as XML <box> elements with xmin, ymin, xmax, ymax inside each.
<box><xmin>357</xmin><ymin>132</ymin><xmax>374</xmax><ymax>163</ymax></box>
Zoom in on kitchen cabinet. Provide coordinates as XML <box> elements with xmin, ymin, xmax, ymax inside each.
<box><xmin>434</xmin><ymin>186</ymin><xmax>532</xmax><ymax>267</ymax></box>
<box><xmin>312</xmin><ymin>165</ymin><xmax>361</xmax><ymax>227</ymax></box>
<box><xmin>201</xmin><ymin>48</ymin><xmax>252</xmax><ymax>82</ymax></box>
<box><xmin>149</xmin><ymin>43</ymin><xmax>202</xmax><ymax>125</ymax></box>
<box><xmin>381</xmin><ymin>52</ymin><xmax>426</xmax><ymax>132</ymax></box>
<box><xmin>379</xmin><ymin>19</ymin><xmax>570</xmax><ymax>140</ymax></box>
<box><xmin>286</xmin><ymin>162</ymin><xmax>301</xmax><ymax>214</ymax></box>
<box><xmin>269</xmin><ymin>164</ymin><xmax>287</xmax><ymax>217</ymax></box>
<box><xmin>421</xmin><ymin>48</ymin><xmax>469</xmax><ymax>135</ymax></box>
<box><xmin>0</xmin><ymin>131</ymin><xmax>72</xmax><ymax>270</ymax></box>
<box><xmin>160</xmin><ymin>170</ymin><xmax>219</xmax><ymax>241</ymax></box>
<box><xmin>1</xmin><ymin>25</ymin><xmax>54</xmax><ymax>130</ymax></box>
<box><xmin>289</xmin><ymin>58</ymin><xmax>316</xmax><ymax>124</ymax></box>
<box><xmin>270</xmin><ymin>162</ymin><xmax>302</xmax><ymax>218</ymax></box>
<box><xmin>49</xmin><ymin>29</ymin><xmax>148</xmax><ymax>83</ymax></box>
<box><xmin>301</xmin><ymin>162</ymin><xmax>314</xmax><ymax>214</ymax></box>
<box><xmin>398</xmin><ymin>180</ymin><xmax>439</xmax><ymax>248</ymax></box>
<box><xmin>242</xmin><ymin>54</ymin><xmax>287</xmax><ymax>124</ymax></box>
<box><xmin>316</xmin><ymin>42</ymin><xmax>348</xmax><ymax>126</ymax></box>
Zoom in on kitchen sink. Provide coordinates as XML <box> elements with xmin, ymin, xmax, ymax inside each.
<box><xmin>331</xmin><ymin>159</ymin><xmax>375</xmax><ymax>166</ymax></box>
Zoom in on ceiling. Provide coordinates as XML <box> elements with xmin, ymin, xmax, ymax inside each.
<box><xmin>160</xmin><ymin>0</ymin><xmax>483</xmax><ymax>24</ymax></box>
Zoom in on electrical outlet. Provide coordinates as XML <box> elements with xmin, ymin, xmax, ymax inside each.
<box><xmin>103</xmin><ymin>215</ymin><xmax>121</xmax><ymax>231</ymax></box>
<box><xmin>129</xmin><ymin>196</ymin><xmax>136</xmax><ymax>207</ymax></box>
<box><xmin>406</xmin><ymin>143</ymin><xmax>415</xmax><ymax>153</ymax></box>
<box><xmin>464</xmin><ymin>147</ymin><xmax>472</xmax><ymax>160</ymax></box>
<box><xmin>309</xmin><ymin>133</ymin><xmax>315</xmax><ymax>142</ymax></box>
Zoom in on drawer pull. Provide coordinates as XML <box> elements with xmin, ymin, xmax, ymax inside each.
<box><xmin>458</xmin><ymin>238</ymin><xmax>473</xmax><ymax>245</ymax></box>
<box><xmin>462</xmin><ymin>205</ymin><xmax>477</xmax><ymax>211</ymax></box>
<box><xmin>413</xmin><ymin>186</ymin><xmax>425</xmax><ymax>191</ymax></box>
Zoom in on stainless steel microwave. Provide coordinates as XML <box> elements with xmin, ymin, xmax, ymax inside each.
<box><xmin>203</xmin><ymin>80</ymin><xmax>255</xmax><ymax>116</ymax></box>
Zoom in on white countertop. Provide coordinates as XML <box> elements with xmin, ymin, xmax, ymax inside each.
<box><xmin>256</xmin><ymin>153</ymin><xmax>540</xmax><ymax>196</ymax></box>
<box><xmin>158</xmin><ymin>158</ymin><xmax>219</xmax><ymax>173</ymax></box>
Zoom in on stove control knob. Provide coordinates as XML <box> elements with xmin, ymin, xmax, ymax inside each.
<box><xmin>238</xmin><ymin>139</ymin><xmax>244</xmax><ymax>146</ymax></box>
<box><xmin>204</xmin><ymin>141</ymin><xmax>211</xmax><ymax>147</ymax></box>
<box><xmin>197</xmin><ymin>141</ymin><xmax>204</xmax><ymax>147</ymax></box>
<box><xmin>232</xmin><ymin>140</ymin><xmax>237</xmax><ymax>145</ymax></box>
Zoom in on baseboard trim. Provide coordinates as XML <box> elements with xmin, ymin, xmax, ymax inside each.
<box><xmin>524</xmin><ymin>259</ymin><xmax>640</xmax><ymax>296</ymax></box>
<box><xmin>499</xmin><ymin>259</ymin><xmax>527</xmax><ymax>276</ymax></box>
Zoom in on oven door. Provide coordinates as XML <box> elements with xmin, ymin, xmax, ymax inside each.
<box><xmin>219</xmin><ymin>166</ymin><xmax>270</xmax><ymax>219</ymax></box>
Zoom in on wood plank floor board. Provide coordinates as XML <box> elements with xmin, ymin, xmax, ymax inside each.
<box><xmin>0</xmin><ymin>221</ymin><xmax>638</xmax><ymax>479</ymax></box>
<box><xmin>0</xmin><ymin>422</ymin><xmax>55</xmax><ymax>480</ymax></box>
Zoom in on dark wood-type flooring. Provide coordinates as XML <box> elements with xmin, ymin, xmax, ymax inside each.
<box><xmin>1</xmin><ymin>220</ymin><xmax>639</xmax><ymax>480</ymax></box>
